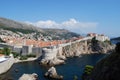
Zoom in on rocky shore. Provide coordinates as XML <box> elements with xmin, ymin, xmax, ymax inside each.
<box><xmin>19</xmin><ymin>73</ymin><xmax>38</xmax><ymax>80</ymax></box>
<box><xmin>40</xmin><ymin>39</ymin><xmax>115</xmax><ymax>66</ymax></box>
<box><xmin>18</xmin><ymin>67</ymin><xmax>63</xmax><ymax>80</ymax></box>
<box><xmin>44</xmin><ymin>67</ymin><xmax>63</xmax><ymax>80</ymax></box>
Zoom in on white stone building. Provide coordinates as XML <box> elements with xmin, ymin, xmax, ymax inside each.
<box><xmin>87</xmin><ymin>33</ymin><xmax>110</xmax><ymax>42</ymax></box>
<box><xmin>96</xmin><ymin>35</ymin><xmax>110</xmax><ymax>42</ymax></box>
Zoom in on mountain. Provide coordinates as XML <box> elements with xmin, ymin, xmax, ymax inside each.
<box><xmin>0</xmin><ymin>17</ymin><xmax>43</xmax><ymax>33</ymax></box>
<box><xmin>0</xmin><ymin>17</ymin><xmax>80</xmax><ymax>40</ymax></box>
<box><xmin>111</xmin><ymin>37</ymin><xmax>120</xmax><ymax>40</ymax></box>
<box><xmin>110</xmin><ymin>37</ymin><xmax>120</xmax><ymax>44</ymax></box>
<box><xmin>42</xmin><ymin>28</ymin><xmax>80</xmax><ymax>40</ymax></box>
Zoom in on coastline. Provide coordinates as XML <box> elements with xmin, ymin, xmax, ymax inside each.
<box><xmin>0</xmin><ymin>54</ymin><xmax>107</xmax><ymax>80</ymax></box>
<box><xmin>0</xmin><ymin>57</ymin><xmax>38</xmax><ymax>75</ymax></box>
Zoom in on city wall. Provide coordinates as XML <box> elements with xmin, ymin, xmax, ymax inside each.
<box><xmin>0</xmin><ymin>55</ymin><xmax>14</xmax><ymax>74</ymax></box>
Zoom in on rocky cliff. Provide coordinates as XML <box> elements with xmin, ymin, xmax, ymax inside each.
<box><xmin>61</xmin><ymin>39</ymin><xmax>114</xmax><ymax>57</ymax></box>
<box><xmin>40</xmin><ymin>39</ymin><xmax>115</xmax><ymax>66</ymax></box>
<box><xmin>83</xmin><ymin>42</ymin><xmax>120</xmax><ymax>80</ymax></box>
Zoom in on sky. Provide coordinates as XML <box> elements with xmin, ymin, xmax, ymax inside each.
<box><xmin>0</xmin><ymin>0</ymin><xmax>120</xmax><ymax>37</ymax></box>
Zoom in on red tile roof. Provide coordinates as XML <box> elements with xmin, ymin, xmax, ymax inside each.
<box><xmin>1</xmin><ymin>35</ymin><xmax>83</xmax><ymax>47</ymax></box>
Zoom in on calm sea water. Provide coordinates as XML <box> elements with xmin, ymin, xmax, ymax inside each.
<box><xmin>0</xmin><ymin>54</ymin><xmax>106</xmax><ymax>80</ymax></box>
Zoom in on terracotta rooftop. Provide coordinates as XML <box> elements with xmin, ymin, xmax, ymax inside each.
<box><xmin>0</xmin><ymin>35</ymin><xmax>83</xmax><ymax>47</ymax></box>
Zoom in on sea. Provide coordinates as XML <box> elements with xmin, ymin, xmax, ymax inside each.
<box><xmin>0</xmin><ymin>54</ymin><xmax>106</xmax><ymax>80</ymax></box>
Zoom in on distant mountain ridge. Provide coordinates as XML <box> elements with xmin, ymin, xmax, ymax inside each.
<box><xmin>0</xmin><ymin>17</ymin><xmax>80</xmax><ymax>40</ymax></box>
<box><xmin>0</xmin><ymin>17</ymin><xmax>43</xmax><ymax>32</ymax></box>
<box><xmin>111</xmin><ymin>37</ymin><xmax>120</xmax><ymax>40</ymax></box>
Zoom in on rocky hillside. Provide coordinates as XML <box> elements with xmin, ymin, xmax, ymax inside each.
<box><xmin>43</xmin><ymin>28</ymin><xmax>79</xmax><ymax>40</ymax></box>
<box><xmin>83</xmin><ymin>43</ymin><xmax>120</xmax><ymax>80</ymax></box>
<box><xmin>0</xmin><ymin>17</ymin><xmax>43</xmax><ymax>33</ymax></box>
<box><xmin>62</xmin><ymin>39</ymin><xmax>114</xmax><ymax>57</ymax></box>
<box><xmin>0</xmin><ymin>17</ymin><xmax>80</xmax><ymax>40</ymax></box>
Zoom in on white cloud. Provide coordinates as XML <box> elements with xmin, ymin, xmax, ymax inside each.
<box><xmin>25</xmin><ymin>18</ymin><xmax>98</xmax><ymax>34</ymax></box>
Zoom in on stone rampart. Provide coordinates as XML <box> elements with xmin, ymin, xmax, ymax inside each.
<box><xmin>0</xmin><ymin>55</ymin><xmax>14</xmax><ymax>74</ymax></box>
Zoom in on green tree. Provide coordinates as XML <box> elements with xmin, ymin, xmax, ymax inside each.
<box><xmin>3</xmin><ymin>47</ymin><xmax>11</xmax><ymax>56</ymax></box>
<box><xmin>84</xmin><ymin>65</ymin><xmax>94</xmax><ymax>75</ymax></box>
<box><xmin>82</xmin><ymin>65</ymin><xmax>94</xmax><ymax>80</ymax></box>
<box><xmin>92</xmin><ymin>37</ymin><xmax>98</xmax><ymax>44</ymax></box>
<box><xmin>104</xmin><ymin>39</ymin><xmax>112</xmax><ymax>45</ymax></box>
<box><xmin>11</xmin><ymin>52</ymin><xmax>20</xmax><ymax>58</ymax></box>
